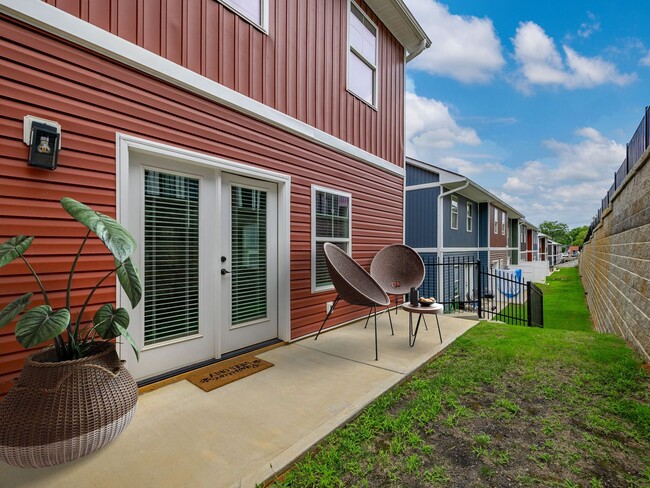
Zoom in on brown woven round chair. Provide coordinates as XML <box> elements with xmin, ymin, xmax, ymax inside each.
<box><xmin>370</xmin><ymin>244</ymin><xmax>425</xmax><ymax>314</ymax></box>
<box><xmin>314</xmin><ymin>243</ymin><xmax>390</xmax><ymax>360</ymax></box>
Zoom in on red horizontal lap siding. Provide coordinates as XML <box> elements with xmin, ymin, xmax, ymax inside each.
<box><xmin>0</xmin><ymin>16</ymin><xmax>403</xmax><ymax>397</ymax></box>
<box><xmin>44</xmin><ymin>0</ymin><xmax>405</xmax><ymax>167</ymax></box>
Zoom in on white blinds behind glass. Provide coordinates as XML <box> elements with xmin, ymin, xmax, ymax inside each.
<box><xmin>144</xmin><ymin>170</ymin><xmax>200</xmax><ymax>345</ymax></box>
<box><xmin>231</xmin><ymin>186</ymin><xmax>267</xmax><ymax>325</ymax></box>
<box><xmin>315</xmin><ymin>191</ymin><xmax>350</xmax><ymax>288</ymax></box>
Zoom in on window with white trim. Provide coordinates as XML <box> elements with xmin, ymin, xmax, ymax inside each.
<box><xmin>502</xmin><ymin>212</ymin><xmax>506</xmax><ymax>235</ymax></box>
<box><xmin>450</xmin><ymin>195</ymin><xmax>458</xmax><ymax>230</ymax></box>
<box><xmin>312</xmin><ymin>187</ymin><xmax>352</xmax><ymax>291</ymax></box>
<box><xmin>218</xmin><ymin>0</ymin><xmax>267</xmax><ymax>31</ymax></box>
<box><xmin>348</xmin><ymin>2</ymin><xmax>377</xmax><ymax>107</ymax></box>
<box><xmin>466</xmin><ymin>202</ymin><xmax>473</xmax><ymax>232</ymax></box>
<box><xmin>494</xmin><ymin>208</ymin><xmax>498</xmax><ymax>234</ymax></box>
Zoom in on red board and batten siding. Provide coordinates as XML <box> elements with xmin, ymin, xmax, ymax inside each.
<box><xmin>44</xmin><ymin>0</ymin><xmax>405</xmax><ymax>168</ymax></box>
<box><xmin>0</xmin><ymin>15</ymin><xmax>403</xmax><ymax>397</ymax></box>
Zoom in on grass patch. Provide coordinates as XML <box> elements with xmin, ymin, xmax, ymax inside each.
<box><xmin>540</xmin><ymin>267</ymin><xmax>592</xmax><ymax>331</ymax></box>
<box><xmin>492</xmin><ymin>267</ymin><xmax>592</xmax><ymax>331</ymax></box>
<box><xmin>269</xmin><ymin>268</ymin><xmax>649</xmax><ymax>487</ymax></box>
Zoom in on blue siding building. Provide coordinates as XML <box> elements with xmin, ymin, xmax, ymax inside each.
<box><xmin>405</xmin><ymin>157</ymin><xmax>524</xmax><ymax>307</ymax></box>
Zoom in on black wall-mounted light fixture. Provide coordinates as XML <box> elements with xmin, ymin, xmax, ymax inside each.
<box><xmin>23</xmin><ymin>116</ymin><xmax>61</xmax><ymax>170</ymax></box>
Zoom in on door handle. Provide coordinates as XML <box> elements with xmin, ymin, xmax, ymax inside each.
<box><xmin>221</xmin><ymin>268</ymin><xmax>231</xmax><ymax>275</ymax></box>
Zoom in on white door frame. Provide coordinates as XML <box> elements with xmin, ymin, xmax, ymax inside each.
<box><xmin>116</xmin><ymin>133</ymin><xmax>292</xmax><ymax>367</ymax></box>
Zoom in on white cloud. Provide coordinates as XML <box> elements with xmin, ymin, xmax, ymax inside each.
<box><xmin>640</xmin><ymin>51</ymin><xmax>650</xmax><ymax>66</ymax></box>
<box><xmin>405</xmin><ymin>91</ymin><xmax>480</xmax><ymax>157</ymax></box>
<box><xmin>500</xmin><ymin>128</ymin><xmax>625</xmax><ymax>226</ymax></box>
<box><xmin>577</xmin><ymin>12</ymin><xmax>600</xmax><ymax>39</ymax></box>
<box><xmin>512</xmin><ymin>22</ymin><xmax>636</xmax><ymax>92</ymax></box>
<box><xmin>404</xmin><ymin>0</ymin><xmax>505</xmax><ymax>83</ymax></box>
<box><xmin>544</xmin><ymin>127</ymin><xmax>625</xmax><ymax>182</ymax></box>
<box><xmin>441</xmin><ymin>157</ymin><xmax>507</xmax><ymax>176</ymax></box>
<box><xmin>503</xmin><ymin>176</ymin><xmax>533</xmax><ymax>193</ymax></box>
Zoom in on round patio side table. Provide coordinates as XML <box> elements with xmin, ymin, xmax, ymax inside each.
<box><xmin>402</xmin><ymin>303</ymin><xmax>444</xmax><ymax>347</ymax></box>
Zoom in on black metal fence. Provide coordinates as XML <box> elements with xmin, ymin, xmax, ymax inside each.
<box><xmin>419</xmin><ymin>257</ymin><xmax>544</xmax><ymax>327</ymax></box>
<box><xmin>588</xmin><ymin>106</ymin><xmax>649</xmax><ymax>240</ymax></box>
<box><xmin>419</xmin><ymin>255</ymin><xmax>479</xmax><ymax>312</ymax></box>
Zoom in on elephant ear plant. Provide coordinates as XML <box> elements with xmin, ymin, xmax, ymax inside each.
<box><xmin>0</xmin><ymin>197</ymin><xmax>141</xmax><ymax>361</ymax></box>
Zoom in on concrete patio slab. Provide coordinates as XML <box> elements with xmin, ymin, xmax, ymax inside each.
<box><xmin>0</xmin><ymin>312</ymin><xmax>476</xmax><ymax>488</ymax></box>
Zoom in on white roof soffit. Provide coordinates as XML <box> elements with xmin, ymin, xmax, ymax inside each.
<box><xmin>364</xmin><ymin>0</ymin><xmax>431</xmax><ymax>61</ymax></box>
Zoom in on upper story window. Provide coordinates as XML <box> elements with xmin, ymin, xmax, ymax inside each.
<box><xmin>502</xmin><ymin>212</ymin><xmax>506</xmax><ymax>235</ymax></box>
<box><xmin>312</xmin><ymin>186</ymin><xmax>352</xmax><ymax>292</ymax></box>
<box><xmin>219</xmin><ymin>0</ymin><xmax>268</xmax><ymax>31</ymax></box>
<box><xmin>450</xmin><ymin>195</ymin><xmax>459</xmax><ymax>230</ymax></box>
<box><xmin>466</xmin><ymin>202</ymin><xmax>473</xmax><ymax>232</ymax></box>
<box><xmin>348</xmin><ymin>2</ymin><xmax>377</xmax><ymax>107</ymax></box>
<box><xmin>493</xmin><ymin>208</ymin><xmax>498</xmax><ymax>234</ymax></box>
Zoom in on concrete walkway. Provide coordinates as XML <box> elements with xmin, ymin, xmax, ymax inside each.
<box><xmin>0</xmin><ymin>312</ymin><xmax>476</xmax><ymax>488</ymax></box>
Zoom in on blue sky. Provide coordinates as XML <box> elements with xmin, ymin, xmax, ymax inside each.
<box><xmin>402</xmin><ymin>0</ymin><xmax>649</xmax><ymax>228</ymax></box>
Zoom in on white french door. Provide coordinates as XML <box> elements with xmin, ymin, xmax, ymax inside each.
<box><xmin>220</xmin><ymin>173</ymin><xmax>278</xmax><ymax>354</ymax></box>
<box><xmin>123</xmin><ymin>156</ymin><xmax>278</xmax><ymax>380</ymax></box>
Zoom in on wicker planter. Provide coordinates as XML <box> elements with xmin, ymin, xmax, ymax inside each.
<box><xmin>0</xmin><ymin>343</ymin><xmax>138</xmax><ymax>468</ymax></box>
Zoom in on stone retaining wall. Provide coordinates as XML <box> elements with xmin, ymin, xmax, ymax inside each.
<box><xmin>579</xmin><ymin>151</ymin><xmax>650</xmax><ymax>362</ymax></box>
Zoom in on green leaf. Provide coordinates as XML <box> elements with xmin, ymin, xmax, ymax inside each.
<box><xmin>93</xmin><ymin>304</ymin><xmax>130</xmax><ymax>340</ymax></box>
<box><xmin>0</xmin><ymin>293</ymin><xmax>33</xmax><ymax>328</ymax></box>
<box><xmin>15</xmin><ymin>306</ymin><xmax>70</xmax><ymax>348</ymax></box>
<box><xmin>61</xmin><ymin>197</ymin><xmax>136</xmax><ymax>262</ymax></box>
<box><xmin>116</xmin><ymin>323</ymin><xmax>140</xmax><ymax>361</ymax></box>
<box><xmin>0</xmin><ymin>236</ymin><xmax>34</xmax><ymax>268</ymax></box>
<box><xmin>116</xmin><ymin>258</ymin><xmax>142</xmax><ymax>308</ymax></box>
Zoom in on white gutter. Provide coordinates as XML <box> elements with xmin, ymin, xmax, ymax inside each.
<box><xmin>406</xmin><ymin>39</ymin><xmax>429</xmax><ymax>63</ymax></box>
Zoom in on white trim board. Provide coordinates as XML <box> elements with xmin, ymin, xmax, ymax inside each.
<box><xmin>414</xmin><ymin>247</ymin><xmax>517</xmax><ymax>253</ymax></box>
<box><xmin>0</xmin><ymin>0</ymin><xmax>404</xmax><ymax>179</ymax></box>
<box><xmin>116</xmin><ymin>133</ymin><xmax>293</xmax><ymax>354</ymax></box>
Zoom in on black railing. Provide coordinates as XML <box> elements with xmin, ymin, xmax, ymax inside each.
<box><xmin>419</xmin><ymin>255</ymin><xmax>479</xmax><ymax>313</ymax></box>
<box><xmin>591</xmin><ymin>106</ymin><xmax>649</xmax><ymax>234</ymax></box>
<box><xmin>479</xmin><ymin>267</ymin><xmax>531</xmax><ymax>326</ymax></box>
<box><xmin>418</xmin><ymin>257</ymin><xmax>543</xmax><ymax>327</ymax></box>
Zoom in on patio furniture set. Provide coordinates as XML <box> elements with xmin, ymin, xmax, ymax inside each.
<box><xmin>314</xmin><ymin>243</ymin><xmax>443</xmax><ymax>359</ymax></box>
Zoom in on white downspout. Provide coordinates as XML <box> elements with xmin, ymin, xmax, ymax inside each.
<box><xmin>436</xmin><ymin>181</ymin><xmax>470</xmax><ymax>301</ymax></box>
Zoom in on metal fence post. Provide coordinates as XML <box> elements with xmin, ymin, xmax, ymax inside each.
<box><xmin>476</xmin><ymin>259</ymin><xmax>483</xmax><ymax>319</ymax></box>
<box><xmin>526</xmin><ymin>281</ymin><xmax>532</xmax><ymax>327</ymax></box>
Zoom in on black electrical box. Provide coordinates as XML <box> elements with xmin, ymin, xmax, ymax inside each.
<box><xmin>28</xmin><ymin>121</ymin><xmax>60</xmax><ymax>170</ymax></box>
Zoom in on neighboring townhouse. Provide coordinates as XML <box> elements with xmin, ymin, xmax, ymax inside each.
<box><xmin>538</xmin><ymin>233</ymin><xmax>548</xmax><ymax>262</ymax></box>
<box><xmin>404</xmin><ymin>158</ymin><xmax>523</xmax><ymax>302</ymax></box>
<box><xmin>487</xmin><ymin>202</ymin><xmax>514</xmax><ymax>270</ymax></box>
<box><xmin>0</xmin><ymin>0</ymin><xmax>430</xmax><ymax>391</ymax></box>
<box><xmin>547</xmin><ymin>239</ymin><xmax>562</xmax><ymax>267</ymax></box>
<box><xmin>518</xmin><ymin>221</ymin><xmax>555</xmax><ymax>282</ymax></box>
<box><xmin>519</xmin><ymin>219</ymin><xmax>540</xmax><ymax>262</ymax></box>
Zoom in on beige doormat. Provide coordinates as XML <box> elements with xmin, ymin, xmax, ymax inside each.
<box><xmin>187</xmin><ymin>356</ymin><xmax>274</xmax><ymax>392</ymax></box>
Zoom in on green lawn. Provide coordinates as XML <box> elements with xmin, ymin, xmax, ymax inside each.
<box><xmin>493</xmin><ymin>267</ymin><xmax>592</xmax><ymax>331</ymax></box>
<box><xmin>269</xmin><ymin>268</ymin><xmax>649</xmax><ymax>487</ymax></box>
<box><xmin>539</xmin><ymin>267</ymin><xmax>593</xmax><ymax>331</ymax></box>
